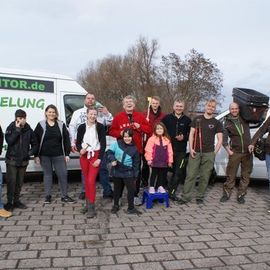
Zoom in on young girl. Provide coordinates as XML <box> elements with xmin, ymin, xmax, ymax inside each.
<box><xmin>107</xmin><ymin>128</ymin><xmax>142</xmax><ymax>215</ymax></box>
<box><xmin>76</xmin><ymin>107</ymin><xmax>106</xmax><ymax>218</ymax></box>
<box><xmin>144</xmin><ymin>122</ymin><xmax>173</xmax><ymax>193</ymax></box>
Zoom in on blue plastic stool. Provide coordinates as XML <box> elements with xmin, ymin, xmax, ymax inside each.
<box><xmin>142</xmin><ymin>190</ymin><xmax>169</xmax><ymax>209</ymax></box>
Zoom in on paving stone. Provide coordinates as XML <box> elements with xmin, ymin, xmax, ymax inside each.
<box><xmin>173</xmin><ymin>250</ymin><xmax>204</xmax><ymax>260</ymax></box>
<box><xmin>0</xmin><ymin>243</ymin><xmax>27</xmax><ymax>252</ymax></box>
<box><xmin>127</xmin><ymin>245</ymin><xmax>155</xmax><ymax>254</ymax></box>
<box><xmin>211</xmin><ymin>266</ymin><xmax>241</xmax><ymax>270</ymax></box>
<box><xmin>247</xmin><ymin>253</ymin><xmax>270</xmax><ymax>263</ymax></box>
<box><xmin>154</xmin><ymin>243</ymin><xmax>182</xmax><ymax>252</ymax></box>
<box><xmin>100</xmin><ymin>247</ymin><xmax>127</xmax><ymax>256</ymax></box>
<box><xmin>29</xmin><ymin>242</ymin><xmax>56</xmax><ymax>250</ymax></box>
<box><xmin>53</xmin><ymin>257</ymin><xmax>83</xmax><ymax>267</ymax></box>
<box><xmin>18</xmin><ymin>258</ymin><xmax>51</xmax><ymax>268</ymax></box>
<box><xmin>116</xmin><ymin>254</ymin><xmax>145</xmax><ymax>263</ymax></box>
<box><xmin>6</xmin><ymin>231</ymin><xmax>33</xmax><ymax>237</ymax></box>
<box><xmin>201</xmin><ymin>248</ymin><xmax>230</xmax><ymax>257</ymax></box>
<box><xmin>192</xmin><ymin>257</ymin><xmax>225</xmax><ymax>268</ymax></box>
<box><xmin>227</xmin><ymin>246</ymin><xmax>256</xmax><ymax>255</ymax></box>
<box><xmin>20</xmin><ymin>236</ymin><xmax>47</xmax><ymax>244</ymax></box>
<box><xmin>33</xmin><ymin>230</ymin><xmax>58</xmax><ymax>236</ymax></box>
<box><xmin>240</xmin><ymin>263</ymin><xmax>270</xmax><ymax>270</ymax></box>
<box><xmin>0</xmin><ymin>259</ymin><xmax>18</xmax><ymax>269</ymax></box>
<box><xmin>181</xmin><ymin>242</ymin><xmax>209</xmax><ymax>250</ymax></box>
<box><xmin>84</xmin><ymin>256</ymin><xmax>115</xmax><ymax>266</ymax></box>
<box><xmin>113</xmin><ymin>239</ymin><xmax>140</xmax><ymax>247</ymax></box>
<box><xmin>100</xmin><ymin>265</ymin><xmax>131</xmax><ymax>270</ymax></box>
<box><xmin>132</xmin><ymin>262</ymin><xmax>164</xmax><ymax>270</ymax></box>
<box><xmin>40</xmin><ymin>249</ymin><xmax>69</xmax><ymax>258</ymax></box>
<box><xmin>8</xmin><ymin>250</ymin><xmax>38</xmax><ymax>259</ymax></box>
<box><xmin>162</xmin><ymin>260</ymin><xmax>194</xmax><ymax>269</ymax></box>
<box><xmin>165</xmin><ymin>236</ymin><xmax>191</xmax><ymax>244</ymax></box>
<box><xmin>145</xmin><ymin>251</ymin><xmax>175</xmax><ymax>261</ymax></box>
<box><xmin>219</xmin><ymin>255</ymin><xmax>252</xmax><ymax>265</ymax></box>
<box><xmin>71</xmin><ymin>249</ymin><xmax>98</xmax><ymax>256</ymax></box>
<box><xmin>251</xmin><ymin>244</ymin><xmax>270</xmax><ymax>253</ymax></box>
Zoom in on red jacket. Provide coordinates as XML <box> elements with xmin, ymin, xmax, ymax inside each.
<box><xmin>109</xmin><ymin>111</ymin><xmax>152</xmax><ymax>153</ymax></box>
<box><xmin>142</xmin><ymin>106</ymin><xmax>166</xmax><ymax>133</ymax></box>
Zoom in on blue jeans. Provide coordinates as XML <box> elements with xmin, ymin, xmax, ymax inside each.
<box><xmin>265</xmin><ymin>154</ymin><xmax>270</xmax><ymax>187</ymax></box>
<box><xmin>80</xmin><ymin>153</ymin><xmax>112</xmax><ymax>195</ymax></box>
<box><xmin>0</xmin><ymin>166</ymin><xmax>3</xmax><ymax>209</ymax></box>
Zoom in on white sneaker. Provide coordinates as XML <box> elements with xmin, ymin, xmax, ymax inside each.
<box><xmin>134</xmin><ymin>196</ymin><xmax>143</xmax><ymax>206</ymax></box>
<box><xmin>157</xmin><ymin>186</ymin><xmax>166</xmax><ymax>193</ymax></box>
<box><xmin>149</xmin><ymin>187</ymin><xmax>155</xmax><ymax>194</ymax></box>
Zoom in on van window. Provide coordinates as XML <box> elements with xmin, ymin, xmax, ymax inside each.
<box><xmin>63</xmin><ymin>94</ymin><xmax>85</xmax><ymax>126</ymax></box>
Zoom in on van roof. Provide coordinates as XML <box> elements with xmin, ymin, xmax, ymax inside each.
<box><xmin>0</xmin><ymin>67</ymin><xmax>74</xmax><ymax>81</ymax></box>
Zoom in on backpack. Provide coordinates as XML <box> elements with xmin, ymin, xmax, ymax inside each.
<box><xmin>254</xmin><ymin>137</ymin><xmax>266</xmax><ymax>161</ymax></box>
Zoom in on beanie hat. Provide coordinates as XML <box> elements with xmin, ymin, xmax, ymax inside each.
<box><xmin>15</xmin><ymin>109</ymin><xmax>26</xmax><ymax>118</ymax></box>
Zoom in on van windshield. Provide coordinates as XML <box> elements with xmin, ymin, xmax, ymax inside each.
<box><xmin>63</xmin><ymin>94</ymin><xmax>85</xmax><ymax>126</ymax></box>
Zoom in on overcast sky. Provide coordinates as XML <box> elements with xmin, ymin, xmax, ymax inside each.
<box><xmin>1</xmin><ymin>0</ymin><xmax>269</xmax><ymax>110</ymax></box>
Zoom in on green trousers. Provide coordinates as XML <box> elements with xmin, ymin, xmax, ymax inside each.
<box><xmin>182</xmin><ymin>152</ymin><xmax>215</xmax><ymax>201</ymax></box>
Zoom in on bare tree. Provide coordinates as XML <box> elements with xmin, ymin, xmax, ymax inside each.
<box><xmin>77</xmin><ymin>39</ymin><xmax>223</xmax><ymax>115</ymax></box>
<box><xmin>158</xmin><ymin>49</ymin><xmax>223</xmax><ymax>113</ymax></box>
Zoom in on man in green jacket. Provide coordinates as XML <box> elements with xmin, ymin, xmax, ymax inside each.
<box><xmin>220</xmin><ymin>102</ymin><xmax>253</xmax><ymax>204</ymax></box>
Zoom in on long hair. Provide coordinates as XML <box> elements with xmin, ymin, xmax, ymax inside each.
<box><xmin>153</xmin><ymin>122</ymin><xmax>170</xmax><ymax>141</ymax></box>
<box><xmin>45</xmin><ymin>104</ymin><xmax>59</xmax><ymax>120</ymax></box>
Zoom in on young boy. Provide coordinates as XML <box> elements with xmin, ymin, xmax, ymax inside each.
<box><xmin>4</xmin><ymin>109</ymin><xmax>38</xmax><ymax>211</ymax></box>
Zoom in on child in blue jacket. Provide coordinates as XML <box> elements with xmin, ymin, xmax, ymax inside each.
<box><xmin>107</xmin><ymin>128</ymin><xmax>142</xmax><ymax>215</ymax></box>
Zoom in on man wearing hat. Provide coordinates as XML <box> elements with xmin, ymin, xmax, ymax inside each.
<box><xmin>4</xmin><ymin>109</ymin><xmax>38</xmax><ymax>211</ymax></box>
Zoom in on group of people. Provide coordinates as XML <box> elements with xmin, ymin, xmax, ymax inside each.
<box><xmin>0</xmin><ymin>92</ymin><xmax>270</xmax><ymax>219</ymax></box>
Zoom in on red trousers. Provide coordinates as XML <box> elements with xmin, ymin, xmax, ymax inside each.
<box><xmin>80</xmin><ymin>151</ymin><xmax>100</xmax><ymax>203</ymax></box>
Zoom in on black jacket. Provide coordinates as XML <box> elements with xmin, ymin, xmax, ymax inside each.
<box><xmin>34</xmin><ymin>121</ymin><xmax>71</xmax><ymax>156</ymax></box>
<box><xmin>107</xmin><ymin>139</ymin><xmax>140</xmax><ymax>179</ymax></box>
<box><xmin>162</xmin><ymin>113</ymin><xmax>191</xmax><ymax>152</ymax></box>
<box><xmin>76</xmin><ymin>122</ymin><xmax>106</xmax><ymax>161</ymax></box>
<box><xmin>0</xmin><ymin>125</ymin><xmax>3</xmax><ymax>156</ymax></box>
<box><xmin>5</xmin><ymin>121</ymin><xmax>38</xmax><ymax>166</ymax></box>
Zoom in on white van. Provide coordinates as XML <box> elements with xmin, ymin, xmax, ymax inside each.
<box><xmin>0</xmin><ymin>68</ymin><xmax>87</xmax><ymax>172</ymax></box>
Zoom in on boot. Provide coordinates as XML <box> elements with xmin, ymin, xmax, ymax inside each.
<box><xmin>86</xmin><ymin>203</ymin><xmax>96</xmax><ymax>218</ymax></box>
<box><xmin>80</xmin><ymin>200</ymin><xmax>89</xmax><ymax>214</ymax></box>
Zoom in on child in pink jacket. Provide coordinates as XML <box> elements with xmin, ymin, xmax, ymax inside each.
<box><xmin>144</xmin><ymin>122</ymin><xmax>173</xmax><ymax>194</ymax></box>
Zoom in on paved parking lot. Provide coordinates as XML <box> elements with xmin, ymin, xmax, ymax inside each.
<box><xmin>1</xmin><ymin>178</ymin><xmax>270</xmax><ymax>270</ymax></box>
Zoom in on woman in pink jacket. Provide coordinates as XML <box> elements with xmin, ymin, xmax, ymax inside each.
<box><xmin>144</xmin><ymin>122</ymin><xmax>173</xmax><ymax>194</ymax></box>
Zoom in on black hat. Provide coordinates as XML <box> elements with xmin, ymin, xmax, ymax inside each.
<box><xmin>15</xmin><ymin>109</ymin><xmax>26</xmax><ymax>118</ymax></box>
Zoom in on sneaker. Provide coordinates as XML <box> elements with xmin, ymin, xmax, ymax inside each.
<box><xmin>169</xmin><ymin>194</ymin><xmax>180</xmax><ymax>202</ymax></box>
<box><xmin>157</xmin><ymin>186</ymin><xmax>166</xmax><ymax>193</ymax></box>
<box><xmin>127</xmin><ymin>208</ymin><xmax>142</xmax><ymax>215</ymax></box>
<box><xmin>61</xmin><ymin>196</ymin><xmax>76</xmax><ymax>203</ymax></box>
<box><xmin>220</xmin><ymin>193</ymin><xmax>230</xmax><ymax>203</ymax></box>
<box><xmin>0</xmin><ymin>208</ymin><xmax>12</xmax><ymax>218</ymax></box>
<box><xmin>44</xmin><ymin>195</ymin><xmax>52</xmax><ymax>204</ymax></box>
<box><xmin>80</xmin><ymin>206</ymin><xmax>88</xmax><ymax>214</ymax></box>
<box><xmin>13</xmin><ymin>201</ymin><xmax>27</xmax><ymax>209</ymax></box>
<box><xmin>237</xmin><ymin>195</ymin><xmax>245</xmax><ymax>204</ymax></box>
<box><xmin>4</xmin><ymin>202</ymin><xmax>14</xmax><ymax>211</ymax></box>
<box><xmin>149</xmin><ymin>187</ymin><xmax>155</xmax><ymax>194</ymax></box>
<box><xmin>78</xmin><ymin>192</ymin><xmax>85</xmax><ymax>200</ymax></box>
<box><xmin>86</xmin><ymin>203</ymin><xmax>96</xmax><ymax>219</ymax></box>
<box><xmin>196</xmin><ymin>199</ymin><xmax>204</xmax><ymax>205</ymax></box>
<box><xmin>177</xmin><ymin>199</ymin><xmax>187</xmax><ymax>205</ymax></box>
<box><xmin>111</xmin><ymin>205</ymin><xmax>120</xmax><ymax>214</ymax></box>
<box><xmin>134</xmin><ymin>196</ymin><xmax>143</xmax><ymax>206</ymax></box>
